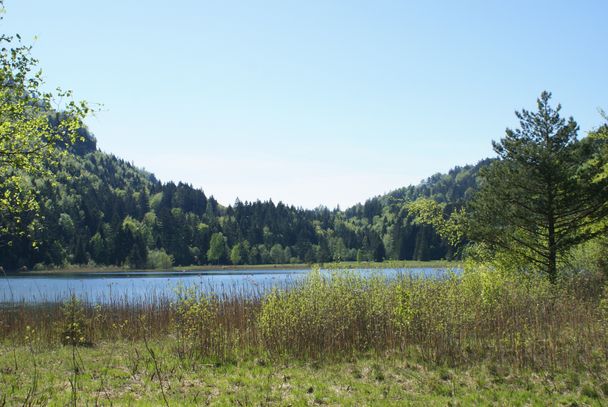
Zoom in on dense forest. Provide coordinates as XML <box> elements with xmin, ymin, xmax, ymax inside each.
<box><xmin>0</xmin><ymin>129</ymin><xmax>488</xmax><ymax>270</ymax></box>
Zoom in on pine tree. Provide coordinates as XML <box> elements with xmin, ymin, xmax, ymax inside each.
<box><xmin>470</xmin><ymin>92</ymin><xmax>608</xmax><ymax>281</ymax></box>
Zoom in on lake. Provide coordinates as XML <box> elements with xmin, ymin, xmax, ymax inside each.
<box><xmin>0</xmin><ymin>267</ymin><xmax>458</xmax><ymax>304</ymax></box>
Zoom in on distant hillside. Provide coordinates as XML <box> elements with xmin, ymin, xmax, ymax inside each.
<box><xmin>346</xmin><ymin>159</ymin><xmax>491</xmax><ymax>219</ymax></box>
<box><xmin>0</xmin><ymin>132</ymin><xmax>490</xmax><ymax>270</ymax></box>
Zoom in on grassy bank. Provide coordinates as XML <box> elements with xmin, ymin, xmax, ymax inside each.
<box><xmin>21</xmin><ymin>259</ymin><xmax>459</xmax><ymax>274</ymax></box>
<box><xmin>22</xmin><ymin>262</ymin><xmax>309</xmax><ymax>275</ymax></box>
<box><xmin>1</xmin><ymin>342</ymin><xmax>605</xmax><ymax>405</ymax></box>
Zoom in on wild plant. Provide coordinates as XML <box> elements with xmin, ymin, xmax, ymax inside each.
<box><xmin>259</xmin><ymin>269</ymin><xmax>395</xmax><ymax>358</ymax></box>
<box><xmin>21</xmin><ymin>325</ymin><xmax>39</xmax><ymax>407</ymax></box>
<box><xmin>59</xmin><ymin>295</ymin><xmax>90</xmax><ymax>406</ymax></box>
<box><xmin>172</xmin><ymin>285</ymin><xmax>217</xmax><ymax>362</ymax></box>
<box><xmin>60</xmin><ymin>294</ymin><xmax>90</xmax><ymax>347</ymax></box>
<box><xmin>140</xmin><ymin>316</ymin><xmax>169</xmax><ymax>407</ymax></box>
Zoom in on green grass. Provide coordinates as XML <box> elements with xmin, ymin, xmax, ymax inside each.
<box><xmin>1</xmin><ymin>341</ymin><xmax>605</xmax><ymax>406</ymax></box>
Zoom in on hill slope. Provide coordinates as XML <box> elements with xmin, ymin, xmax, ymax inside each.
<box><xmin>0</xmin><ymin>134</ymin><xmax>489</xmax><ymax>270</ymax></box>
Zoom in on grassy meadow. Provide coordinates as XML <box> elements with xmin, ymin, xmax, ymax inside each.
<box><xmin>2</xmin><ymin>343</ymin><xmax>605</xmax><ymax>406</ymax></box>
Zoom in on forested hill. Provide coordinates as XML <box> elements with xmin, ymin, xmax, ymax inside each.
<box><xmin>0</xmin><ymin>132</ymin><xmax>489</xmax><ymax>270</ymax></box>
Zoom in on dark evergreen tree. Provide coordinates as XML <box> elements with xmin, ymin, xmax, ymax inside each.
<box><xmin>470</xmin><ymin>92</ymin><xmax>608</xmax><ymax>281</ymax></box>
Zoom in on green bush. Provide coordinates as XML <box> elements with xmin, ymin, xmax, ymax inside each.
<box><xmin>171</xmin><ymin>285</ymin><xmax>238</xmax><ymax>361</ymax></box>
<box><xmin>32</xmin><ymin>263</ymin><xmax>47</xmax><ymax>271</ymax></box>
<box><xmin>258</xmin><ymin>263</ymin><xmax>603</xmax><ymax>367</ymax></box>
<box><xmin>259</xmin><ymin>269</ymin><xmax>395</xmax><ymax>358</ymax></box>
<box><xmin>147</xmin><ymin>249</ymin><xmax>174</xmax><ymax>270</ymax></box>
<box><xmin>60</xmin><ymin>295</ymin><xmax>92</xmax><ymax>347</ymax></box>
<box><xmin>565</xmin><ymin>238</ymin><xmax>608</xmax><ymax>277</ymax></box>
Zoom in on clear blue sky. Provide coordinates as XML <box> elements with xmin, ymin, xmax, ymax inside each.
<box><xmin>2</xmin><ymin>1</ymin><xmax>607</xmax><ymax>208</ymax></box>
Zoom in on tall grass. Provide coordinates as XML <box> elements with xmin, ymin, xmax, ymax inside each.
<box><xmin>1</xmin><ymin>264</ymin><xmax>606</xmax><ymax>369</ymax></box>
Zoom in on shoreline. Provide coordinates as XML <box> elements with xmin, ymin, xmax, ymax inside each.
<box><xmin>16</xmin><ymin>260</ymin><xmax>460</xmax><ymax>275</ymax></box>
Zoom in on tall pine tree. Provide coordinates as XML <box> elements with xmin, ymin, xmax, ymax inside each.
<box><xmin>470</xmin><ymin>92</ymin><xmax>608</xmax><ymax>281</ymax></box>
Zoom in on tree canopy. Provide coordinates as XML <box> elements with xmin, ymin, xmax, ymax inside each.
<box><xmin>0</xmin><ymin>142</ymin><xmax>475</xmax><ymax>270</ymax></box>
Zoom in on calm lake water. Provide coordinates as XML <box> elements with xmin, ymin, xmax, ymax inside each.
<box><xmin>0</xmin><ymin>267</ymin><xmax>458</xmax><ymax>304</ymax></box>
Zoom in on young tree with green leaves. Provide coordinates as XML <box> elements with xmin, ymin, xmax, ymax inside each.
<box><xmin>407</xmin><ymin>198</ymin><xmax>467</xmax><ymax>249</ymax></box>
<box><xmin>230</xmin><ymin>241</ymin><xmax>249</xmax><ymax>265</ymax></box>
<box><xmin>469</xmin><ymin>92</ymin><xmax>608</xmax><ymax>281</ymax></box>
<box><xmin>0</xmin><ymin>3</ymin><xmax>89</xmax><ymax>247</ymax></box>
<box><xmin>207</xmin><ymin>232</ymin><xmax>228</xmax><ymax>265</ymax></box>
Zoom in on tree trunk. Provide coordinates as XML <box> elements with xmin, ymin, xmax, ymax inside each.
<box><xmin>548</xmin><ymin>234</ymin><xmax>557</xmax><ymax>283</ymax></box>
<box><xmin>547</xmin><ymin>206</ymin><xmax>557</xmax><ymax>283</ymax></box>
<box><xmin>547</xmin><ymin>178</ymin><xmax>557</xmax><ymax>283</ymax></box>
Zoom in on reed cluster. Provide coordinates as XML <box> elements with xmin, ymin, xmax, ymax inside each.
<box><xmin>1</xmin><ymin>264</ymin><xmax>606</xmax><ymax>370</ymax></box>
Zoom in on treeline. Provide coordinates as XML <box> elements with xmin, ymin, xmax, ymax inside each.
<box><xmin>0</xmin><ymin>133</ymin><xmax>486</xmax><ymax>270</ymax></box>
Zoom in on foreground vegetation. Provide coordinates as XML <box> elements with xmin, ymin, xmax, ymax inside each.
<box><xmin>2</xmin><ymin>343</ymin><xmax>606</xmax><ymax>406</ymax></box>
<box><xmin>1</xmin><ymin>261</ymin><xmax>607</xmax><ymax>404</ymax></box>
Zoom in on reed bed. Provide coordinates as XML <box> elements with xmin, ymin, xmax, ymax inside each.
<box><xmin>1</xmin><ymin>265</ymin><xmax>606</xmax><ymax>370</ymax></box>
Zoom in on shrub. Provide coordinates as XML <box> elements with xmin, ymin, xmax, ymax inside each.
<box><xmin>32</xmin><ymin>263</ymin><xmax>46</xmax><ymax>271</ymax></box>
<box><xmin>258</xmin><ymin>264</ymin><xmax>604</xmax><ymax>367</ymax></box>
<box><xmin>259</xmin><ymin>269</ymin><xmax>396</xmax><ymax>358</ymax></box>
<box><xmin>60</xmin><ymin>295</ymin><xmax>92</xmax><ymax>347</ymax></box>
<box><xmin>172</xmin><ymin>285</ymin><xmax>233</xmax><ymax>361</ymax></box>
<box><xmin>147</xmin><ymin>249</ymin><xmax>174</xmax><ymax>270</ymax></box>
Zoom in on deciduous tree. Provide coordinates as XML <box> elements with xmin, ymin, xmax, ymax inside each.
<box><xmin>207</xmin><ymin>232</ymin><xmax>228</xmax><ymax>265</ymax></box>
<box><xmin>0</xmin><ymin>4</ymin><xmax>89</xmax><ymax>246</ymax></box>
